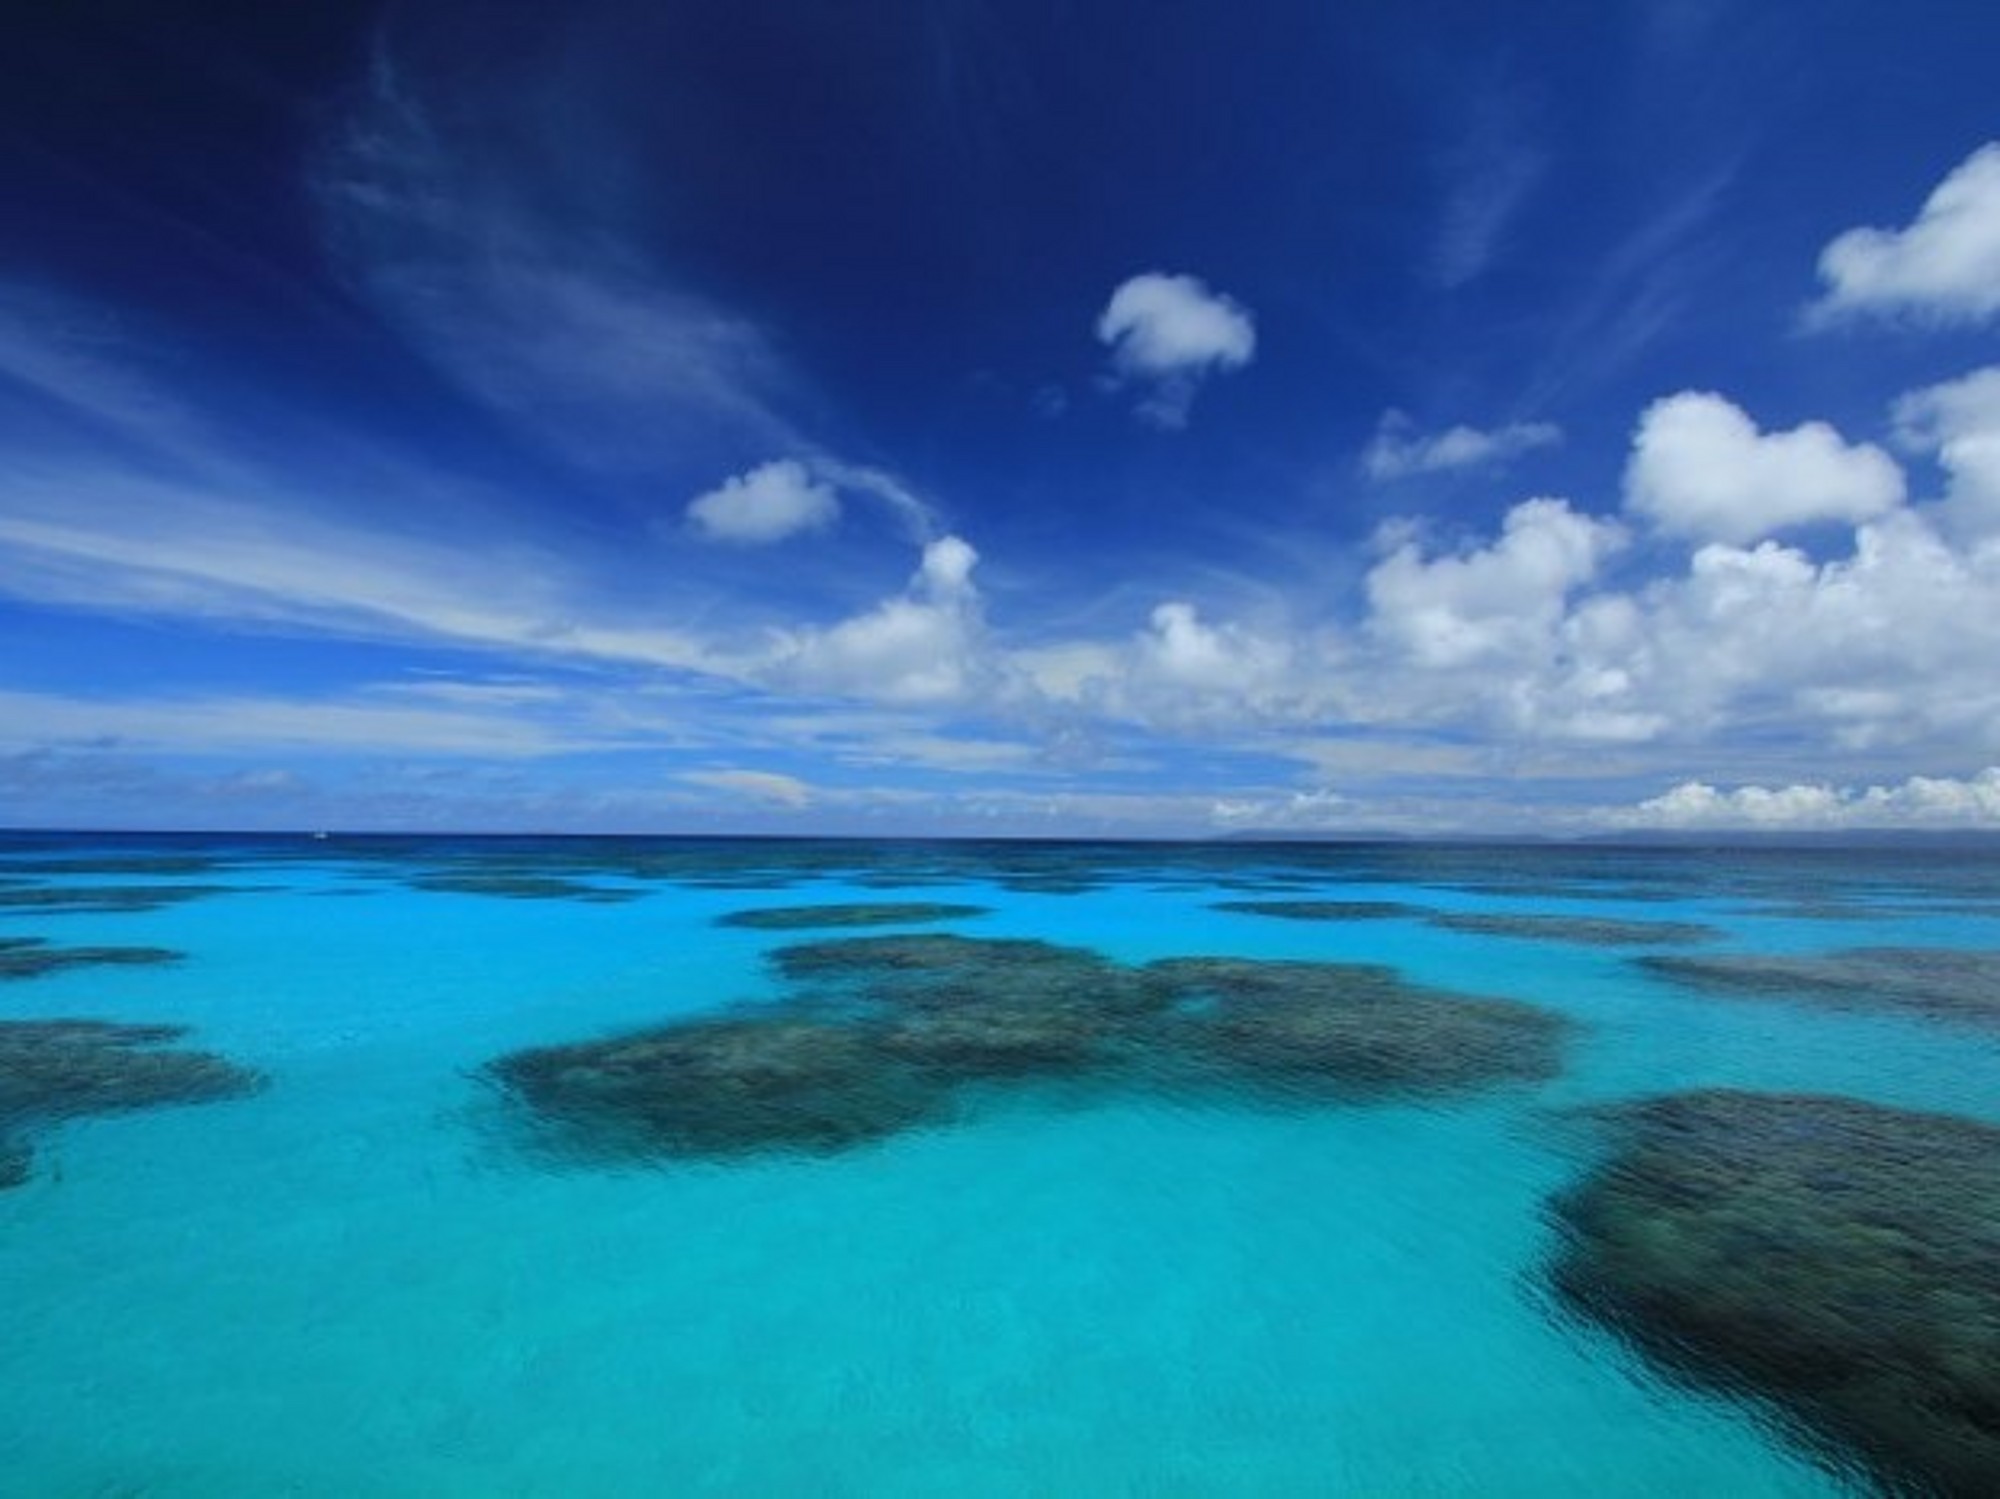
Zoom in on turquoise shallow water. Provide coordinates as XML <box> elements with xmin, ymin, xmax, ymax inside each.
<box><xmin>4</xmin><ymin>835</ymin><xmax>1999</xmax><ymax>1495</ymax></box>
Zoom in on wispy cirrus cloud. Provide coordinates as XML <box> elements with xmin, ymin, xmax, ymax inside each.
<box><xmin>1429</xmin><ymin>82</ymin><xmax>1545</xmax><ymax>289</ymax></box>
<box><xmin>1362</xmin><ymin>410</ymin><xmax>1561</xmax><ymax>480</ymax></box>
<box><xmin>0</xmin><ymin>289</ymin><xmax>241</xmax><ymax>475</ymax></box>
<box><xmin>314</xmin><ymin>51</ymin><xmax>803</xmax><ymax>480</ymax></box>
<box><xmin>679</xmin><ymin>768</ymin><xmax>813</xmax><ymax>808</ymax></box>
<box><xmin>0</xmin><ymin>465</ymin><xmax>731</xmax><ymax>678</ymax></box>
<box><xmin>0</xmin><ymin>685</ymin><xmax>602</xmax><ymax>758</ymax></box>
<box><xmin>1520</xmin><ymin>165</ymin><xmax>1736</xmax><ymax>410</ymax></box>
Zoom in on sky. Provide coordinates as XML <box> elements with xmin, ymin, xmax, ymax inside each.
<box><xmin>4</xmin><ymin>0</ymin><xmax>2000</xmax><ymax>837</ymax></box>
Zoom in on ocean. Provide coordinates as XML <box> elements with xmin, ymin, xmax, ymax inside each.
<box><xmin>3</xmin><ymin>832</ymin><xmax>1997</xmax><ymax>1496</ymax></box>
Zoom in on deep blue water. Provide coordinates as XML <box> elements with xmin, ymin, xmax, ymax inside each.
<box><xmin>3</xmin><ymin>833</ymin><xmax>1998</xmax><ymax>1495</ymax></box>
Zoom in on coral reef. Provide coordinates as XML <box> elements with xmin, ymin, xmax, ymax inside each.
<box><xmin>777</xmin><ymin>932</ymin><xmax>1159</xmax><ymax>1079</ymax></box>
<box><xmin>1429</xmin><ymin>913</ymin><xmax>1717</xmax><ymax>946</ymax></box>
<box><xmin>487</xmin><ymin>1015</ymin><xmax>949</xmax><ymax>1159</ymax></box>
<box><xmin>0</xmin><ymin>884</ymin><xmax>242</xmax><ymax>914</ymax></box>
<box><xmin>0</xmin><ymin>1019</ymin><xmax>263</xmax><ymax>1190</ymax></box>
<box><xmin>716</xmin><ymin>903</ymin><xmax>990</xmax><ymax>931</ymax></box>
<box><xmin>408</xmin><ymin>873</ymin><xmax>647</xmax><ymax>903</ymax></box>
<box><xmin>1210</xmin><ymin>899</ymin><xmax>1427</xmax><ymax>921</ymax></box>
<box><xmin>1640</xmin><ymin>946</ymin><xmax>2000</xmax><ymax>1029</ymax></box>
<box><xmin>1144</xmin><ymin>958</ymin><xmax>1569</xmax><ymax>1098</ymax></box>
<box><xmin>1547</xmin><ymin>1089</ymin><xmax>2000</xmax><ymax>1495</ymax></box>
<box><xmin>0</xmin><ymin>937</ymin><xmax>184</xmax><ymax>981</ymax></box>
<box><xmin>1</xmin><ymin>856</ymin><xmax>223</xmax><ymax>876</ymax></box>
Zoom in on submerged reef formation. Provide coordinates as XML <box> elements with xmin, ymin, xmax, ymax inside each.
<box><xmin>489</xmin><ymin>1015</ymin><xmax>950</xmax><ymax>1160</ymax></box>
<box><xmin>1547</xmin><ymin>1089</ymin><xmax>2000</xmax><ymax>1496</ymax></box>
<box><xmin>408</xmin><ymin>872</ymin><xmax>647</xmax><ymax>903</ymax></box>
<box><xmin>487</xmin><ymin>934</ymin><xmax>1572</xmax><ymax>1166</ymax></box>
<box><xmin>0</xmin><ymin>937</ymin><xmax>183</xmax><ymax>981</ymax></box>
<box><xmin>716</xmin><ymin>902</ymin><xmax>991</xmax><ymax>931</ymax></box>
<box><xmin>1143</xmin><ymin>958</ymin><xmax>1569</xmax><ymax>1099</ymax></box>
<box><xmin>1209</xmin><ymin>899</ymin><xmax>1428</xmax><ymax>921</ymax></box>
<box><xmin>774</xmin><ymin>932</ymin><xmax>1151</xmax><ymax>1009</ymax></box>
<box><xmin>1640</xmin><ymin>946</ymin><xmax>2000</xmax><ymax>1030</ymax></box>
<box><xmin>1429</xmin><ymin>913</ymin><xmax>1718</xmax><ymax>946</ymax></box>
<box><xmin>0</xmin><ymin>855</ymin><xmax>224</xmax><ymax>877</ymax></box>
<box><xmin>817</xmin><ymin>935</ymin><xmax>1158</xmax><ymax>1080</ymax></box>
<box><xmin>0</xmin><ymin>1019</ymin><xmax>263</xmax><ymax>1190</ymax></box>
<box><xmin>0</xmin><ymin>884</ymin><xmax>243</xmax><ymax>915</ymax></box>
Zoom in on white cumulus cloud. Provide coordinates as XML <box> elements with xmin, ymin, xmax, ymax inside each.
<box><xmin>1893</xmin><ymin>365</ymin><xmax>2000</xmax><ymax>540</ymax></box>
<box><xmin>770</xmin><ymin>536</ymin><xmax>990</xmax><ymax>705</ymax></box>
<box><xmin>1362</xmin><ymin>410</ymin><xmax>1562</xmax><ymax>480</ymax></box>
<box><xmin>1366</xmin><ymin>498</ymin><xmax>1622</xmax><ymax>671</ymax></box>
<box><xmin>1623</xmin><ymin>391</ymin><xmax>1905</xmax><ymax>544</ymax></box>
<box><xmin>1622</xmin><ymin>768</ymin><xmax>2000</xmax><ymax>830</ymax></box>
<box><xmin>1810</xmin><ymin>142</ymin><xmax>2000</xmax><ymax>326</ymax></box>
<box><xmin>1096</xmin><ymin>272</ymin><xmax>1256</xmax><ymax>428</ymax></box>
<box><xmin>686</xmin><ymin>459</ymin><xmax>839</xmax><ymax>544</ymax></box>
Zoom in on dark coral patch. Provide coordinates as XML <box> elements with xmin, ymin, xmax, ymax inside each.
<box><xmin>878</xmin><ymin>1005</ymin><xmax>1114</xmax><ymax>1078</ymax></box>
<box><xmin>716</xmin><ymin>902</ymin><xmax>990</xmax><ymax>931</ymax></box>
<box><xmin>486</xmin><ymin>1015</ymin><xmax>950</xmax><ymax>1160</ymax></box>
<box><xmin>788</xmin><ymin>933</ymin><xmax>1163</xmax><ymax>1020</ymax></box>
<box><xmin>774</xmin><ymin>933</ymin><xmax>1163</xmax><ymax>1081</ymax></box>
<box><xmin>2</xmin><ymin>856</ymin><xmax>223</xmax><ymax>876</ymax></box>
<box><xmin>408</xmin><ymin>873</ymin><xmax>647</xmax><ymax>904</ymax></box>
<box><xmin>0</xmin><ymin>937</ymin><xmax>184</xmax><ymax>981</ymax></box>
<box><xmin>0</xmin><ymin>1134</ymin><xmax>29</xmax><ymax>1189</ymax></box>
<box><xmin>1546</xmin><ymin>1090</ymin><xmax>2000</xmax><ymax>1496</ymax></box>
<box><xmin>0</xmin><ymin>1019</ymin><xmax>263</xmax><ymax>1190</ymax></box>
<box><xmin>1430</xmin><ymin>913</ymin><xmax>1718</xmax><ymax>946</ymax></box>
<box><xmin>1210</xmin><ymin>899</ymin><xmax>1427</xmax><ymax>921</ymax></box>
<box><xmin>0</xmin><ymin>884</ymin><xmax>244</xmax><ymax>915</ymax></box>
<box><xmin>1143</xmin><ymin>958</ymin><xmax>1569</xmax><ymax>1099</ymax></box>
<box><xmin>1640</xmin><ymin>946</ymin><xmax>2000</xmax><ymax>1030</ymax></box>
<box><xmin>772</xmin><ymin>932</ymin><xmax>1121</xmax><ymax>998</ymax></box>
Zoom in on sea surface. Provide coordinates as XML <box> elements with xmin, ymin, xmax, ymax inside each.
<box><xmin>3</xmin><ymin>832</ymin><xmax>1997</xmax><ymax>1496</ymax></box>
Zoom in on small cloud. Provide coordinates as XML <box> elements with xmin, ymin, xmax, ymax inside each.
<box><xmin>1096</xmin><ymin>272</ymin><xmax>1256</xmax><ymax>428</ymax></box>
<box><xmin>685</xmin><ymin>459</ymin><xmax>839</xmax><ymax>544</ymax></box>
<box><xmin>915</xmin><ymin>534</ymin><xmax>978</xmax><ymax>596</ymax></box>
<box><xmin>1808</xmin><ymin>142</ymin><xmax>2000</xmax><ymax>327</ymax></box>
<box><xmin>679</xmin><ymin>768</ymin><xmax>811</xmax><ymax>808</ymax></box>
<box><xmin>1362</xmin><ymin>411</ymin><xmax>1561</xmax><ymax>480</ymax></box>
<box><xmin>1623</xmin><ymin>391</ymin><xmax>1904</xmax><ymax>544</ymax></box>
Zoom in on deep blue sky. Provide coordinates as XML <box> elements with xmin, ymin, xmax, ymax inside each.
<box><xmin>5</xmin><ymin>0</ymin><xmax>2000</xmax><ymax>834</ymax></box>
